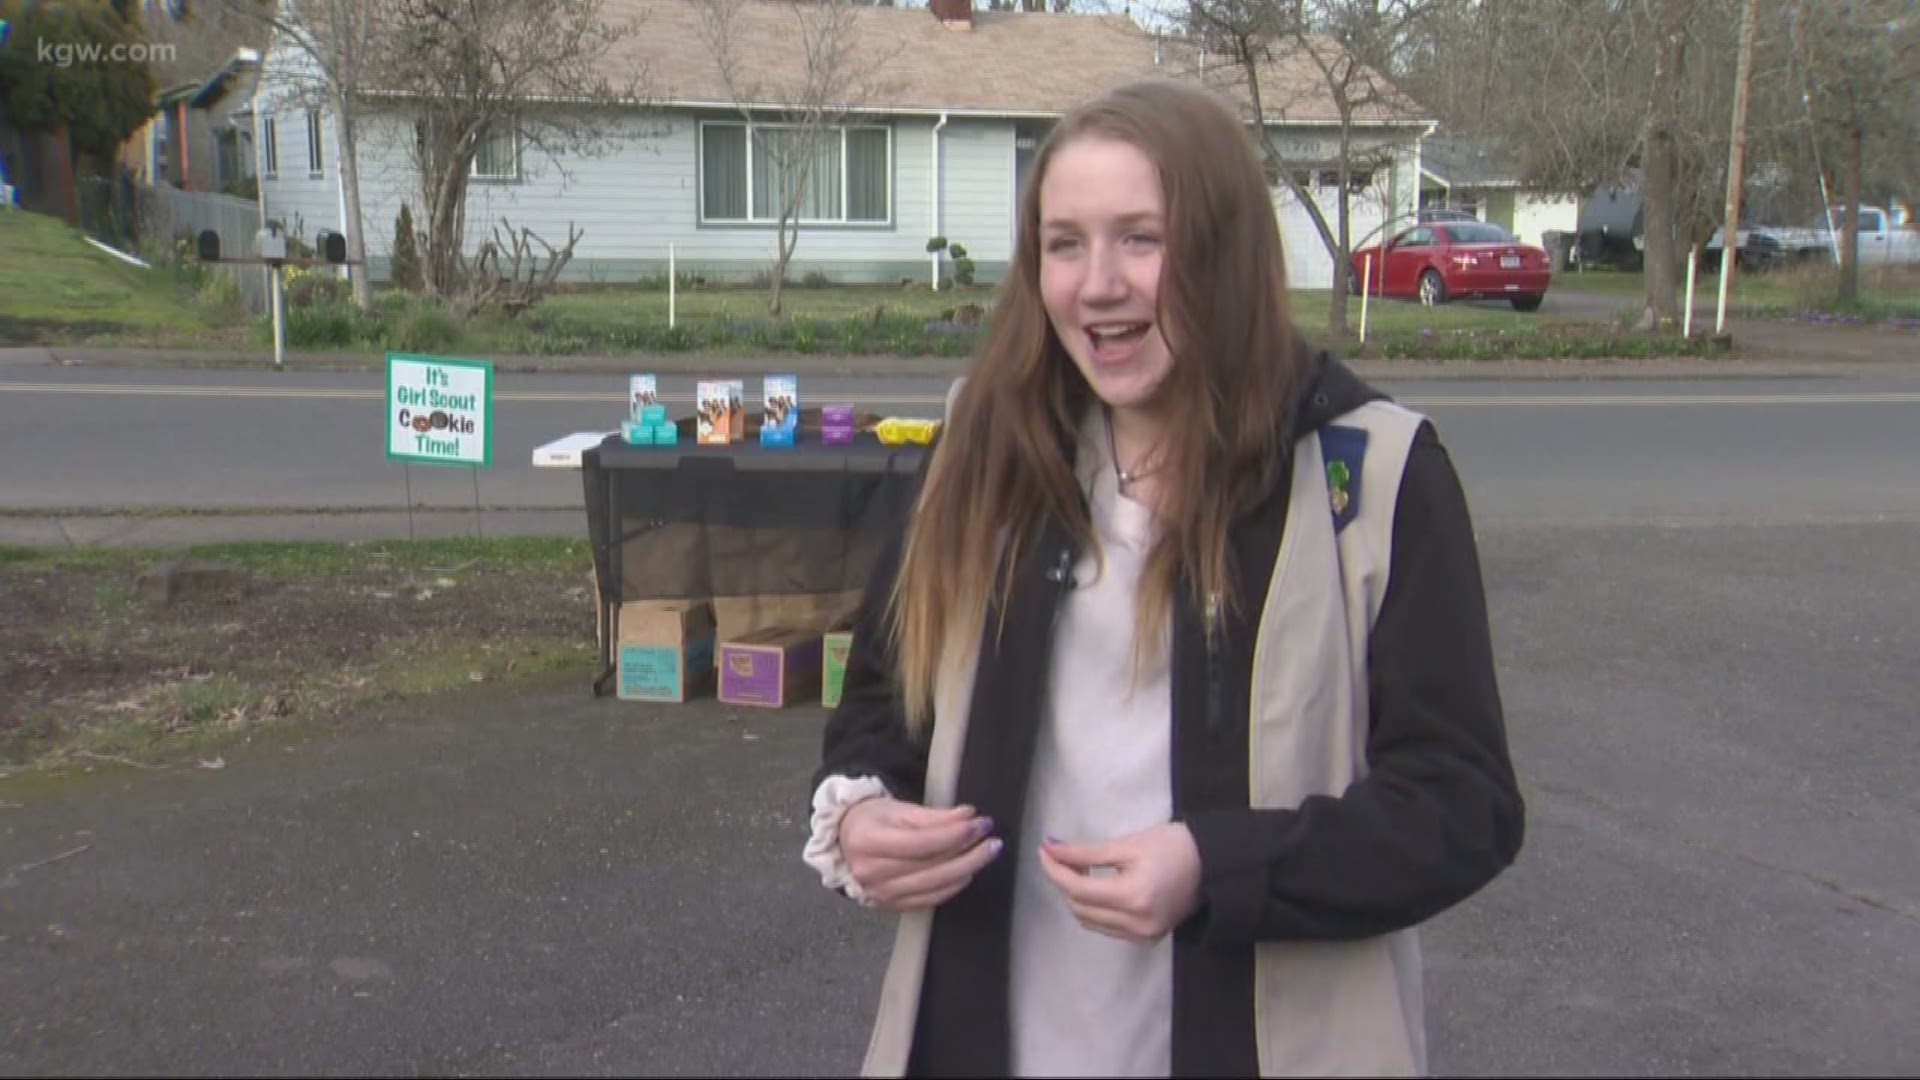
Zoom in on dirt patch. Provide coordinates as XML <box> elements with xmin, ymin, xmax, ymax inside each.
<box><xmin>0</xmin><ymin>542</ymin><xmax>597</xmax><ymax>768</ymax></box>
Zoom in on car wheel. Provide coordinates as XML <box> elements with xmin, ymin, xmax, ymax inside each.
<box><xmin>1418</xmin><ymin>269</ymin><xmax>1446</xmax><ymax>307</ymax></box>
<box><xmin>1510</xmin><ymin>294</ymin><xmax>1544</xmax><ymax>312</ymax></box>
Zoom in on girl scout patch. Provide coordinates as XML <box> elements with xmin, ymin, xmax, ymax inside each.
<box><xmin>1317</xmin><ymin>426</ymin><xmax>1367</xmax><ymax>535</ymax></box>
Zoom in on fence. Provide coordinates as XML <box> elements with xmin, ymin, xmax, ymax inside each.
<box><xmin>138</xmin><ymin>183</ymin><xmax>270</xmax><ymax>315</ymax></box>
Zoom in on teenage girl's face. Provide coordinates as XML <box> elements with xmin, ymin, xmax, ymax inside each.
<box><xmin>1037</xmin><ymin>136</ymin><xmax>1174</xmax><ymax>415</ymax></box>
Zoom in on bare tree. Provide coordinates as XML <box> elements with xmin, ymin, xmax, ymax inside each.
<box><xmin>1779</xmin><ymin>0</ymin><xmax>1920</xmax><ymax>305</ymax></box>
<box><xmin>1395</xmin><ymin>0</ymin><xmax>1778</xmax><ymax>330</ymax></box>
<box><xmin>218</xmin><ymin>0</ymin><xmax>383</xmax><ymax>313</ymax></box>
<box><xmin>695</xmin><ymin>0</ymin><xmax>898</xmax><ymax>315</ymax></box>
<box><xmin>381</xmin><ymin>0</ymin><xmax>646</xmax><ymax>308</ymax></box>
<box><xmin>1168</xmin><ymin>0</ymin><xmax>1447</xmax><ymax>335</ymax></box>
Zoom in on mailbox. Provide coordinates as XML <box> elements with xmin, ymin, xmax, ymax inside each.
<box><xmin>315</xmin><ymin>229</ymin><xmax>348</xmax><ymax>264</ymax></box>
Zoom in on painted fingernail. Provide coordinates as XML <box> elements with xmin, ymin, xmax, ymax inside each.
<box><xmin>1044</xmin><ymin>835</ymin><xmax>1062</xmax><ymax>845</ymax></box>
<box><xmin>988</xmin><ymin>838</ymin><xmax>1004</xmax><ymax>857</ymax></box>
<box><xmin>976</xmin><ymin>816</ymin><xmax>996</xmax><ymax>836</ymax></box>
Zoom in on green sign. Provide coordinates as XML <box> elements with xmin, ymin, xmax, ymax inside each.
<box><xmin>385</xmin><ymin>352</ymin><xmax>493</xmax><ymax>467</ymax></box>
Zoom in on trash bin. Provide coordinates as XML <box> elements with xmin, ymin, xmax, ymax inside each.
<box><xmin>1542</xmin><ymin>230</ymin><xmax>1574</xmax><ymax>271</ymax></box>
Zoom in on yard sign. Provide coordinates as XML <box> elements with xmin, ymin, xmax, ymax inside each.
<box><xmin>385</xmin><ymin>352</ymin><xmax>493</xmax><ymax>468</ymax></box>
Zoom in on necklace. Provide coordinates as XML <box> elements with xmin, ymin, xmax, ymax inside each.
<box><xmin>1106</xmin><ymin>408</ymin><xmax>1162</xmax><ymax>488</ymax></box>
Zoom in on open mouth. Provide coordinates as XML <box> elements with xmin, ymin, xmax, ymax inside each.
<box><xmin>1085</xmin><ymin>321</ymin><xmax>1152</xmax><ymax>363</ymax></box>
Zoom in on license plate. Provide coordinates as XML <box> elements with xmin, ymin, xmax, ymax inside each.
<box><xmin>1500</xmin><ymin>255</ymin><xmax>1521</xmax><ymax>269</ymax></box>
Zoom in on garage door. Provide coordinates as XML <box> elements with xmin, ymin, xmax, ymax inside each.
<box><xmin>1271</xmin><ymin>184</ymin><xmax>1389</xmax><ymax>291</ymax></box>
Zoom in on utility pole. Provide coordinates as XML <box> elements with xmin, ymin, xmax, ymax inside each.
<box><xmin>1716</xmin><ymin>0</ymin><xmax>1759</xmax><ymax>336</ymax></box>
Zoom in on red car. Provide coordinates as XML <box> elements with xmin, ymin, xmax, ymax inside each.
<box><xmin>1350</xmin><ymin>221</ymin><xmax>1553</xmax><ymax>311</ymax></box>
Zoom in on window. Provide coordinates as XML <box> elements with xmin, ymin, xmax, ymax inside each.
<box><xmin>262</xmin><ymin>117</ymin><xmax>278</xmax><ymax>178</ymax></box>
<box><xmin>154</xmin><ymin>112</ymin><xmax>172</xmax><ymax>178</ymax></box>
<box><xmin>700</xmin><ymin>121</ymin><xmax>890</xmax><ymax>224</ymax></box>
<box><xmin>1444</xmin><ymin>223</ymin><xmax>1516</xmax><ymax>244</ymax></box>
<box><xmin>306</xmin><ymin>111</ymin><xmax>324</xmax><ymax>176</ymax></box>
<box><xmin>473</xmin><ymin>124</ymin><xmax>518</xmax><ymax>181</ymax></box>
<box><xmin>1393</xmin><ymin>227</ymin><xmax>1436</xmax><ymax>248</ymax></box>
<box><xmin>1314</xmin><ymin>169</ymin><xmax>1373</xmax><ymax>192</ymax></box>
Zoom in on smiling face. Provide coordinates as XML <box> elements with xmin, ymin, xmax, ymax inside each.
<box><xmin>1038</xmin><ymin>136</ymin><xmax>1175</xmax><ymax>416</ymax></box>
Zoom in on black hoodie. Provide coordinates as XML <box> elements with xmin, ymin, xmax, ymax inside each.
<box><xmin>813</xmin><ymin>347</ymin><xmax>1524</xmax><ymax>1077</ymax></box>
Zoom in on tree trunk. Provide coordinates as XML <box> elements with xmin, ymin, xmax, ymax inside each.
<box><xmin>332</xmin><ymin>91</ymin><xmax>375</xmax><ymax>314</ymax></box>
<box><xmin>1329</xmin><ymin>171</ymin><xmax>1351</xmax><ymax>335</ymax></box>
<box><xmin>1234</xmin><ymin>44</ymin><xmax>1342</xmax><ymax>316</ymax></box>
<box><xmin>1636</xmin><ymin>0</ymin><xmax>1690</xmax><ymax>332</ymax></box>
<box><xmin>422</xmin><ymin>148</ymin><xmax>473</xmax><ymax>300</ymax></box>
<box><xmin>770</xmin><ymin>217</ymin><xmax>793</xmax><ymax>317</ymax></box>
<box><xmin>1838</xmin><ymin>123</ymin><xmax>1862</xmax><ymax>307</ymax></box>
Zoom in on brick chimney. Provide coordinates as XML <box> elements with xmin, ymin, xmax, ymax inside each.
<box><xmin>929</xmin><ymin>0</ymin><xmax>973</xmax><ymax>30</ymax></box>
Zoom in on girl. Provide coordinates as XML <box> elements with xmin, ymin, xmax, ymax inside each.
<box><xmin>803</xmin><ymin>77</ymin><xmax>1524</xmax><ymax>1078</ymax></box>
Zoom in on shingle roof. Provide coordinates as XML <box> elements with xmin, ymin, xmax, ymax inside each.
<box><xmin>600</xmin><ymin>0</ymin><xmax>1429</xmax><ymax>124</ymax></box>
<box><xmin>1420</xmin><ymin>136</ymin><xmax>1523</xmax><ymax>187</ymax></box>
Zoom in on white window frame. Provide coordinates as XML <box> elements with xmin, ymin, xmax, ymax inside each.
<box><xmin>262</xmin><ymin>116</ymin><xmax>278</xmax><ymax>179</ymax></box>
<box><xmin>698</xmin><ymin>120</ymin><xmax>892</xmax><ymax>226</ymax></box>
<box><xmin>306</xmin><ymin>110</ymin><xmax>324</xmax><ymax>177</ymax></box>
<box><xmin>472</xmin><ymin>123</ymin><xmax>520</xmax><ymax>182</ymax></box>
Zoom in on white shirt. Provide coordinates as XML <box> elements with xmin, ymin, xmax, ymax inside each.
<box><xmin>1008</xmin><ymin>413</ymin><xmax>1174</xmax><ymax>1077</ymax></box>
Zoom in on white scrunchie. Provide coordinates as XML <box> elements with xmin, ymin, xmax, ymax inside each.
<box><xmin>803</xmin><ymin>774</ymin><xmax>892</xmax><ymax>903</ymax></box>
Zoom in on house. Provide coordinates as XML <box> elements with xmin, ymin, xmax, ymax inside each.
<box><xmin>120</xmin><ymin>0</ymin><xmax>265</xmax><ymax>195</ymax></box>
<box><xmin>122</xmin><ymin>50</ymin><xmax>261</xmax><ymax>194</ymax></box>
<box><xmin>1418</xmin><ymin>136</ymin><xmax>1581</xmax><ymax>250</ymax></box>
<box><xmin>255</xmin><ymin>0</ymin><xmax>1433</xmax><ymax>289</ymax></box>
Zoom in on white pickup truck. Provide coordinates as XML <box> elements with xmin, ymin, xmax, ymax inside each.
<box><xmin>1707</xmin><ymin>204</ymin><xmax>1920</xmax><ymax>269</ymax></box>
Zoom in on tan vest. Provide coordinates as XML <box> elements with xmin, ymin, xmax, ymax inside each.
<box><xmin>862</xmin><ymin>400</ymin><xmax>1429</xmax><ymax>1077</ymax></box>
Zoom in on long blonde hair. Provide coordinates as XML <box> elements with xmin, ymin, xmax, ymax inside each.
<box><xmin>889</xmin><ymin>78</ymin><xmax>1310</xmax><ymax>734</ymax></box>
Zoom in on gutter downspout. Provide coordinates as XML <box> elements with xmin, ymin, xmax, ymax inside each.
<box><xmin>931</xmin><ymin>111</ymin><xmax>948</xmax><ymax>290</ymax></box>
<box><xmin>334</xmin><ymin>113</ymin><xmax>350</xmax><ymax>282</ymax></box>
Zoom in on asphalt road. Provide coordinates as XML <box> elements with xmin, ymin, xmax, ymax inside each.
<box><xmin>3</xmin><ymin>367</ymin><xmax>1919</xmax><ymax>528</ymax></box>
<box><xmin>3</xmin><ymin>356</ymin><xmax>1919</xmax><ymax>1074</ymax></box>
<box><xmin>2</xmin><ymin>518</ymin><xmax>1915</xmax><ymax>1075</ymax></box>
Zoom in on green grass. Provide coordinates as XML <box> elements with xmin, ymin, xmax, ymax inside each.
<box><xmin>0</xmin><ymin>210</ymin><xmax>243</xmax><ymax>344</ymax></box>
<box><xmin>0</xmin><ymin>537</ymin><xmax>592</xmax><ymax>579</ymax></box>
<box><xmin>2</xmin><ymin>202</ymin><xmax>1725</xmax><ymax>357</ymax></box>
<box><xmin>536</xmin><ymin>283</ymin><xmax>1001</xmax><ymax>328</ymax></box>
<box><xmin>1558</xmin><ymin>265</ymin><xmax>1920</xmax><ymax>320</ymax></box>
<box><xmin>263</xmin><ymin>281</ymin><xmax>1544</xmax><ymax>358</ymax></box>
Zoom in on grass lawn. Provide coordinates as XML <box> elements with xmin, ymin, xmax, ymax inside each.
<box><xmin>0</xmin><ymin>203</ymin><xmax>1704</xmax><ymax>358</ymax></box>
<box><xmin>492</xmin><ymin>281</ymin><xmax>1541</xmax><ymax>343</ymax></box>
<box><xmin>0</xmin><ymin>210</ymin><xmax>248</xmax><ymax>345</ymax></box>
<box><xmin>1556</xmin><ymin>263</ymin><xmax>1920</xmax><ymax>320</ymax></box>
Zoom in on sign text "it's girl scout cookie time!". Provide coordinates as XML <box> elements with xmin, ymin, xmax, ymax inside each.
<box><xmin>385</xmin><ymin>354</ymin><xmax>493</xmax><ymax>467</ymax></box>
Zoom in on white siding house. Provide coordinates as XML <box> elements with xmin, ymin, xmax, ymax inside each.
<box><xmin>256</xmin><ymin>0</ymin><xmax>1431</xmax><ymax>290</ymax></box>
<box><xmin>1419</xmin><ymin>136</ymin><xmax>1582</xmax><ymax>250</ymax></box>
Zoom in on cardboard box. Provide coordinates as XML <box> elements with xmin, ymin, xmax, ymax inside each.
<box><xmin>616</xmin><ymin>600</ymin><xmax>717</xmax><ymax>703</ymax></box>
<box><xmin>696</xmin><ymin>380</ymin><xmax>732</xmax><ymax>445</ymax></box>
<box><xmin>718</xmin><ymin>628</ymin><xmax>823</xmax><ymax>708</ymax></box>
<box><xmin>822</xmin><ymin>630</ymin><xmax>854</xmax><ymax>708</ymax></box>
<box><xmin>629</xmin><ymin>374</ymin><xmax>658</xmax><ymax>423</ymax></box>
<box><xmin>821</xmin><ymin>403</ymin><xmax>855</xmax><ymax>446</ymax></box>
<box><xmin>761</xmin><ymin>375</ymin><xmax>798</xmax><ymax>448</ymax></box>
